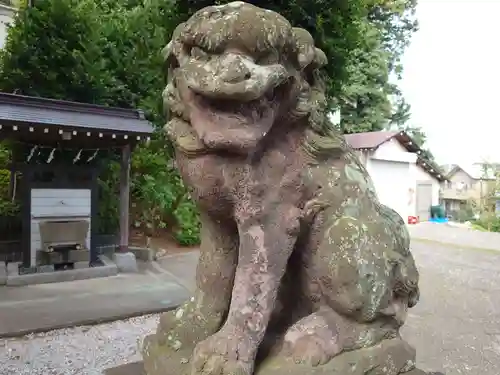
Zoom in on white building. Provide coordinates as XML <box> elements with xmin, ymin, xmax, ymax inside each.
<box><xmin>345</xmin><ymin>131</ymin><xmax>446</xmax><ymax>222</ymax></box>
<box><xmin>0</xmin><ymin>2</ymin><xmax>15</xmax><ymax>49</ymax></box>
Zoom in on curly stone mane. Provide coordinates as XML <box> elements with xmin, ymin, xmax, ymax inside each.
<box><xmin>162</xmin><ymin>2</ymin><xmax>345</xmax><ymax>159</ymax></box>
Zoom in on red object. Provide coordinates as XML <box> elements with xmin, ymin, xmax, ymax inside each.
<box><xmin>407</xmin><ymin>216</ymin><xmax>418</xmax><ymax>225</ymax></box>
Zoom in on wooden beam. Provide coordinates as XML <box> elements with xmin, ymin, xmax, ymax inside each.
<box><xmin>118</xmin><ymin>144</ymin><xmax>131</xmax><ymax>252</ymax></box>
<box><xmin>8</xmin><ymin>167</ymin><xmax>15</xmax><ymax>200</ymax></box>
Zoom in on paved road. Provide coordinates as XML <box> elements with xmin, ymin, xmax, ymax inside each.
<box><xmin>0</xmin><ymin>254</ymin><xmax>197</xmax><ymax>338</ymax></box>
<box><xmin>409</xmin><ymin>221</ymin><xmax>500</xmax><ymax>251</ymax></box>
<box><xmin>403</xmin><ymin>240</ymin><xmax>500</xmax><ymax>375</ymax></box>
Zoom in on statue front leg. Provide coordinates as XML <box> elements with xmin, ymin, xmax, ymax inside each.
<box><xmin>191</xmin><ymin>204</ymin><xmax>301</xmax><ymax>375</ymax></box>
<box><xmin>144</xmin><ymin>212</ymin><xmax>238</xmax><ymax>363</ymax></box>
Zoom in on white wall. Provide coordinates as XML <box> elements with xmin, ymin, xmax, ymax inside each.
<box><xmin>362</xmin><ymin>138</ymin><xmax>440</xmax><ymax>220</ymax></box>
<box><xmin>415</xmin><ymin>165</ymin><xmax>440</xmax><ymax>206</ymax></box>
<box><xmin>0</xmin><ymin>4</ymin><xmax>15</xmax><ymax>49</ymax></box>
<box><xmin>371</xmin><ymin>138</ymin><xmax>418</xmax><ymax>164</ymax></box>
<box><xmin>367</xmin><ymin>158</ymin><xmax>412</xmax><ymax>220</ymax></box>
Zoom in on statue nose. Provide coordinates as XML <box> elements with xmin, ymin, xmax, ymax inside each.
<box><xmin>219</xmin><ymin>57</ymin><xmax>252</xmax><ymax>83</ymax></box>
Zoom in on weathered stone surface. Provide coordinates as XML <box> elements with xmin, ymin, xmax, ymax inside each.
<box><xmin>0</xmin><ymin>262</ymin><xmax>6</xmax><ymax>285</ymax></box>
<box><xmin>6</xmin><ymin>261</ymin><xmax>19</xmax><ymax>276</ymax></box>
<box><xmin>6</xmin><ymin>264</ymin><xmax>118</xmax><ymax>286</ymax></box>
<box><xmin>104</xmin><ymin>361</ymin><xmax>145</xmax><ymax>375</ymax></box>
<box><xmin>74</xmin><ymin>261</ymin><xmax>90</xmax><ymax>269</ymax></box>
<box><xmin>37</xmin><ymin>264</ymin><xmax>55</xmax><ymax>273</ymax></box>
<box><xmin>114</xmin><ymin>252</ymin><xmax>138</xmax><ymax>273</ymax></box>
<box><xmin>36</xmin><ymin>249</ymin><xmax>90</xmax><ymax>265</ymax></box>
<box><xmin>143</xmin><ymin>334</ymin><xmax>427</xmax><ymax>375</ymax></box>
<box><xmin>143</xmin><ymin>2</ymin><xmax>440</xmax><ymax>375</ymax></box>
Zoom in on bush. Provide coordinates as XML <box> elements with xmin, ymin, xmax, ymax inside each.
<box><xmin>173</xmin><ymin>195</ymin><xmax>201</xmax><ymax>246</ymax></box>
<box><xmin>0</xmin><ymin>169</ymin><xmax>10</xmax><ymax>199</ymax></box>
<box><xmin>0</xmin><ymin>199</ymin><xmax>19</xmax><ymax>216</ymax></box>
<box><xmin>473</xmin><ymin>214</ymin><xmax>500</xmax><ymax>233</ymax></box>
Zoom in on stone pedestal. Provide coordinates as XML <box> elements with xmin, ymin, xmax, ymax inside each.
<box><xmin>113</xmin><ymin>252</ymin><xmax>138</xmax><ymax>273</ymax></box>
<box><xmin>105</xmin><ymin>338</ymin><xmax>443</xmax><ymax>375</ymax></box>
<box><xmin>138</xmin><ymin>330</ymin><xmax>439</xmax><ymax>375</ymax></box>
<box><xmin>0</xmin><ymin>262</ymin><xmax>6</xmax><ymax>285</ymax></box>
<box><xmin>104</xmin><ymin>362</ymin><xmax>145</xmax><ymax>375</ymax></box>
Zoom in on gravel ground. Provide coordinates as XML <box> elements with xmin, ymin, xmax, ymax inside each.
<box><xmin>0</xmin><ymin>314</ymin><xmax>159</xmax><ymax>375</ymax></box>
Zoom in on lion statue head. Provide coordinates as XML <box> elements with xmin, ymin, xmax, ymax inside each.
<box><xmin>163</xmin><ymin>1</ymin><xmax>343</xmax><ymax>157</ymax></box>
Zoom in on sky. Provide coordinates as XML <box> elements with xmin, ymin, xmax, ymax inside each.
<box><xmin>399</xmin><ymin>0</ymin><xmax>500</xmax><ymax>166</ymax></box>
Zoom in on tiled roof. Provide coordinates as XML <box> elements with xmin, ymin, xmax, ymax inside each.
<box><xmin>344</xmin><ymin>131</ymin><xmax>400</xmax><ymax>150</ymax></box>
<box><xmin>0</xmin><ymin>92</ymin><xmax>154</xmax><ymax>135</ymax></box>
<box><xmin>344</xmin><ymin>130</ymin><xmax>447</xmax><ymax>182</ymax></box>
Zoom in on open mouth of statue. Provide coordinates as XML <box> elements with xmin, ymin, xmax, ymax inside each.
<box><xmin>187</xmin><ymin>82</ymin><xmax>287</xmax><ymax>152</ymax></box>
<box><xmin>194</xmin><ymin>89</ymin><xmax>275</xmax><ymax>120</ymax></box>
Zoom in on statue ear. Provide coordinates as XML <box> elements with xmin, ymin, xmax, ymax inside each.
<box><xmin>297</xmin><ymin>44</ymin><xmax>316</xmax><ymax>70</ymax></box>
<box><xmin>312</xmin><ymin>48</ymin><xmax>328</xmax><ymax>68</ymax></box>
<box><xmin>162</xmin><ymin>42</ymin><xmax>178</xmax><ymax>80</ymax></box>
<box><xmin>162</xmin><ymin>42</ymin><xmax>173</xmax><ymax>63</ymax></box>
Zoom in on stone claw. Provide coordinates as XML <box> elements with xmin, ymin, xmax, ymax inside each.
<box><xmin>292</xmin><ymin>334</ymin><xmax>333</xmax><ymax>367</ymax></box>
<box><xmin>191</xmin><ymin>329</ymin><xmax>254</xmax><ymax>375</ymax></box>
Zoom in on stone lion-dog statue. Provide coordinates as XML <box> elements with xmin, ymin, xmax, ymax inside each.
<box><xmin>142</xmin><ymin>2</ymin><xmax>439</xmax><ymax>375</ymax></box>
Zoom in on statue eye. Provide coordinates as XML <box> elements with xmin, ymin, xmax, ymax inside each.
<box><xmin>190</xmin><ymin>46</ymin><xmax>209</xmax><ymax>60</ymax></box>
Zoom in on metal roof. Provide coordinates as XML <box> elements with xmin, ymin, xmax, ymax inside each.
<box><xmin>344</xmin><ymin>131</ymin><xmax>400</xmax><ymax>150</ymax></box>
<box><xmin>0</xmin><ymin>92</ymin><xmax>154</xmax><ymax>135</ymax></box>
<box><xmin>344</xmin><ymin>130</ymin><xmax>447</xmax><ymax>182</ymax></box>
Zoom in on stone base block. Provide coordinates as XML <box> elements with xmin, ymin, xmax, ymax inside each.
<box><xmin>6</xmin><ymin>264</ymin><xmax>118</xmax><ymax>286</ymax></box>
<box><xmin>113</xmin><ymin>252</ymin><xmax>138</xmax><ymax>273</ymax></box>
<box><xmin>36</xmin><ymin>249</ymin><xmax>90</xmax><ymax>265</ymax></box>
<box><xmin>129</xmin><ymin>246</ymin><xmax>154</xmax><ymax>262</ymax></box>
<box><xmin>74</xmin><ymin>261</ymin><xmax>90</xmax><ymax>269</ymax></box>
<box><xmin>141</xmin><ymin>334</ymin><xmax>441</xmax><ymax>375</ymax></box>
<box><xmin>37</xmin><ymin>265</ymin><xmax>55</xmax><ymax>273</ymax></box>
<box><xmin>0</xmin><ymin>262</ymin><xmax>6</xmax><ymax>285</ymax></box>
<box><xmin>104</xmin><ymin>361</ymin><xmax>145</xmax><ymax>375</ymax></box>
<box><xmin>6</xmin><ymin>262</ymin><xmax>20</xmax><ymax>276</ymax></box>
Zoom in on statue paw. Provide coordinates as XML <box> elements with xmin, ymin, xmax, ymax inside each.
<box><xmin>291</xmin><ymin>334</ymin><xmax>340</xmax><ymax>367</ymax></box>
<box><xmin>191</xmin><ymin>329</ymin><xmax>254</xmax><ymax>375</ymax></box>
<box><xmin>155</xmin><ymin>298</ymin><xmax>226</xmax><ymax>350</ymax></box>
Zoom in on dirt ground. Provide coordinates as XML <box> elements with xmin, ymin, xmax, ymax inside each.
<box><xmin>129</xmin><ymin>229</ymin><xmax>197</xmax><ymax>257</ymax></box>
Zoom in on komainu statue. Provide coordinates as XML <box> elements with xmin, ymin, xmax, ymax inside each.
<box><xmin>142</xmin><ymin>2</ymin><xmax>438</xmax><ymax>375</ymax></box>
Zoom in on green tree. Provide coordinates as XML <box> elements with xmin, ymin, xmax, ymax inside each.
<box><xmin>0</xmin><ymin>0</ymin><xmax>421</xmax><ymax>246</ymax></box>
<box><xmin>0</xmin><ymin>0</ymin><xmax>201</xmax><ymax>245</ymax></box>
<box><xmin>0</xmin><ymin>0</ymin><xmax>112</xmax><ymax>102</ymax></box>
<box><xmin>340</xmin><ymin>0</ymin><xmax>418</xmax><ymax>133</ymax></box>
<box><xmin>95</xmin><ymin>0</ymin><xmax>200</xmax><ymax>244</ymax></box>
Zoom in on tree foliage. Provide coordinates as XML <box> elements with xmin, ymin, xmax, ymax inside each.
<box><xmin>0</xmin><ymin>0</ymin><xmax>421</xmax><ymax>246</ymax></box>
<box><xmin>0</xmin><ymin>0</ymin><xmax>200</xmax><ymax>245</ymax></box>
<box><xmin>340</xmin><ymin>0</ymin><xmax>418</xmax><ymax>133</ymax></box>
<box><xmin>0</xmin><ymin>0</ymin><xmax>111</xmax><ymax>102</ymax></box>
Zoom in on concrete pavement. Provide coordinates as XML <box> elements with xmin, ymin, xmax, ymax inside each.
<box><xmin>402</xmin><ymin>241</ymin><xmax>500</xmax><ymax>375</ymax></box>
<box><xmin>409</xmin><ymin>221</ymin><xmax>500</xmax><ymax>251</ymax></box>
<box><xmin>0</xmin><ymin>251</ymin><xmax>198</xmax><ymax>338</ymax></box>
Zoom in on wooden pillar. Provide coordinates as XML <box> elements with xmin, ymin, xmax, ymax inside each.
<box><xmin>90</xmin><ymin>167</ymin><xmax>100</xmax><ymax>264</ymax></box>
<box><xmin>8</xmin><ymin>168</ymin><xmax>15</xmax><ymax>200</ymax></box>
<box><xmin>21</xmin><ymin>167</ymin><xmax>33</xmax><ymax>268</ymax></box>
<box><xmin>118</xmin><ymin>144</ymin><xmax>131</xmax><ymax>252</ymax></box>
